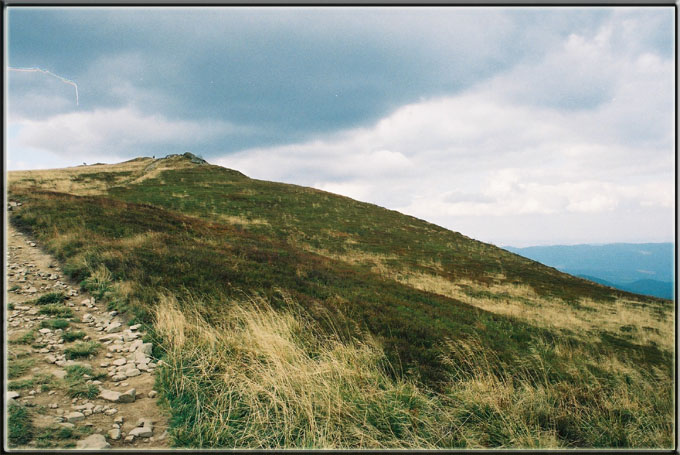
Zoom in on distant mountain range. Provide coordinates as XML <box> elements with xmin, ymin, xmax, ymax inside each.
<box><xmin>505</xmin><ymin>243</ymin><xmax>675</xmax><ymax>300</ymax></box>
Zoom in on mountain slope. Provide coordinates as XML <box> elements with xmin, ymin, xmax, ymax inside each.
<box><xmin>7</xmin><ymin>154</ymin><xmax>674</xmax><ymax>449</ymax></box>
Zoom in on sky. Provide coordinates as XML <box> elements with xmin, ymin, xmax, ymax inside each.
<box><xmin>5</xmin><ymin>7</ymin><xmax>675</xmax><ymax>247</ymax></box>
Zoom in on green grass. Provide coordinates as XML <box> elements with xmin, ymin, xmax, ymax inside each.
<box><xmin>64</xmin><ymin>365</ymin><xmax>106</xmax><ymax>399</ymax></box>
<box><xmin>38</xmin><ymin>304</ymin><xmax>73</xmax><ymax>318</ymax></box>
<box><xmin>61</xmin><ymin>330</ymin><xmax>86</xmax><ymax>342</ymax></box>
<box><xmin>8</xmin><ymin>357</ymin><xmax>35</xmax><ymax>379</ymax></box>
<box><xmin>155</xmin><ymin>294</ymin><xmax>673</xmax><ymax>449</ymax></box>
<box><xmin>64</xmin><ymin>341</ymin><xmax>100</xmax><ymax>359</ymax></box>
<box><xmin>34</xmin><ymin>424</ymin><xmax>94</xmax><ymax>448</ymax></box>
<box><xmin>8</xmin><ymin>156</ymin><xmax>673</xmax><ymax>449</ymax></box>
<box><xmin>8</xmin><ymin>373</ymin><xmax>56</xmax><ymax>391</ymax></box>
<box><xmin>40</xmin><ymin>318</ymin><xmax>70</xmax><ymax>330</ymax></box>
<box><xmin>64</xmin><ymin>364</ymin><xmax>105</xmax><ymax>380</ymax></box>
<box><xmin>66</xmin><ymin>382</ymin><xmax>100</xmax><ymax>399</ymax></box>
<box><xmin>34</xmin><ymin>292</ymin><xmax>66</xmax><ymax>305</ymax></box>
<box><xmin>8</xmin><ymin>404</ymin><xmax>34</xmax><ymax>446</ymax></box>
<box><xmin>8</xmin><ymin>302</ymin><xmax>16</xmax><ymax>309</ymax></box>
<box><xmin>10</xmin><ymin>330</ymin><xmax>36</xmax><ymax>345</ymax></box>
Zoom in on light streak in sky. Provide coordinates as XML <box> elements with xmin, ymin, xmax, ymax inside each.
<box><xmin>9</xmin><ymin>67</ymin><xmax>79</xmax><ymax>105</ymax></box>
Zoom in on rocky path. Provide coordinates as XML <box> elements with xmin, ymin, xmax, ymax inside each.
<box><xmin>6</xmin><ymin>222</ymin><xmax>170</xmax><ymax>449</ymax></box>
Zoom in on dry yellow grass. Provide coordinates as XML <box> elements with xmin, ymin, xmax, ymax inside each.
<box><xmin>296</xmin><ymin>243</ymin><xmax>398</xmax><ymax>276</ymax></box>
<box><xmin>215</xmin><ymin>214</ymin><xmax>270</xmax><ymax>227</ymax></box>
<box><xmin>392</xmin><ymin>270</ymin><xmax>673</xmax><ymax>351</ymax></box>
<box><xmin>151</xmin><ymin>292</ymin><xmax>673</xmax><ymax>449</ymax></box>
<box><xmin>128</xmin><ymin>156</ymin><xmax>200</xmax><ymax>184</ymax></box>
<box><xmin>153</xmin><ymin>292</ymin><xmax>449</xmax><ymax>448</ymax></box>
<box><xmin>297</xmin><ymin>243</ymin><xmax>672</xmax><ymax>352</ymax></box>
<box><xmin>7</xmin><ymin>155</ymin><xmax>205</xmax><ymax>196</ymax></box>
<box><xmin>8</xmin><ymin>158</ymin><xmax>153</xmax><ymax>195</ymax></box>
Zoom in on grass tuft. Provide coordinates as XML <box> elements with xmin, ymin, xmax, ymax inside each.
<box><xmin>61</xmin><ymin>330</ymin><xmax>86</xmax><ymax>342</ymax></box>
<box><xmin>8</xmin><ymin>373</ymin><xmax>56</xmax><ymax>391</ymax></box>
<box><xmin>9</xmin><ymin>404</ymin><xmax>34</xmax><ymax>446</ymax></box>
<box><xmin>64</xmin><ymin>365</ymin><xmax>105</xmax><ymax>399</ymax></box>
<box><xmin>8</xmin><ymin>357</ymin><xmax>36</xmax><ymax>379</ymax></box>
<box><xmin>39</xmin><ymin>304</ymin><xmax>73</xmax><ymax>318</ymax></box>
<box><xmin>34</xmin><ymin>292</ymin><xmax>66</xmax><ymax>305</ymax></box>
<box><xmin>10</xmin><ymin>330</ymin><xmax>36</xmax><ymax>345</ymax></box>
<box><xmin>81</xmin><ymin>264</ymin><xmax>113</xmax><ymax>300</ymax></box>
<box><xmin>64</xmin><ymin>341</ymin><xmax>100</xmax><ymax>359</ymax></box>
<box><xmin>41</xmin><ymin>318</ymin><xmax>70</xmax><ymax>330</ymax></box>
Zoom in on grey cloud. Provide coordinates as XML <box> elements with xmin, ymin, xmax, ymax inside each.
<box><xmin>9</xmin><ymin>7</ymin><xmax>640</xmax><ymax>158</ymax></box>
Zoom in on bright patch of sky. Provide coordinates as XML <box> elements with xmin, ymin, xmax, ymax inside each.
<box><xmin>6</xmin><ymin>7</ymin><xmax>675</xmax><ymax>246</ymax></box>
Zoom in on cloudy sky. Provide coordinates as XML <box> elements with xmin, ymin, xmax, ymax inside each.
<box><xmin>6</xmin><ymin>7</ymin><xmax>675</xmax><ymax>246</ymax></box>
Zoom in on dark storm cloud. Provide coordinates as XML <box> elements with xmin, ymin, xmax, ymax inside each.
<box><xmin>8</xmin><ymin>7</ymin><xmax>612</xmax><ymax>155</ymax></box>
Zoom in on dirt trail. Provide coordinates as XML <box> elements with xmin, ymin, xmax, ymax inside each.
<box><xmin>6</xmin><ymin>221</ymin><xmax>171</xmax><ymax>450</ymax></box>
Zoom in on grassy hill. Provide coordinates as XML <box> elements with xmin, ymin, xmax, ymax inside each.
<box><xmin>7</xmin><ymin>153</ymin><xmax>674</xmax><ymax>449</ymax></box>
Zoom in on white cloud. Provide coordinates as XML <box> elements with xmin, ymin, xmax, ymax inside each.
<box><xmin>216</xmin><ymin>13</ymin><xmax>673</xmax><ymax>245</ymax></box>
<box><xmin>9</xmin><ymin>106</ymin><xmax>239</xmax><ymax>162</ymax></box>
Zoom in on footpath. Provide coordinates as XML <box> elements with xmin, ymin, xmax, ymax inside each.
<box><xmin>6</xmin><ymin>221</ymin><xmax>170</xmax><ymax>449</ymax></box>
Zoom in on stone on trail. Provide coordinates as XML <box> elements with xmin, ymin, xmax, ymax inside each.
<box><xmin>133</xmin><ymin>349</ymin><xmax>149</xmax><ymax>363</ymax></box>
<box><xmin>129</xmin><ymin>339</ymin><xmax>143</xmax><ymax>352</ymax></box>
<box><xmin>76</xmin><ymin>434</ymin><xmax>110</xmax><ymax>449</ymax></box>
<box><xmin>139</xmin><ymin>343</ymin><xmax>153</xmax><ymax>356</ymax></box>
<box><xmin>136</xmin><ymin>417</ymin><xmax>153</xmax><ymax>427</ymax></box>
<box><xmin>108</xmin><ymin>428</ymin><xmax>122</xmax><ymax>440</ymax></box>
<box><xmin>66</xmin><ymin>411</ymin><xmax>85</xmax><ymax>423</ymax></box>
<box><xmin>119</xmin><ymin>388</ymin><xmax>136</xmax><ymax>403</ymax></box>
<box><xmin>106</xmin><ymin>322</ymin><xmax>123</xmax><ymax>333</ymax></box>
<box><xmin>99</xmin><ymin>389</ymin><xmax>121</xmax><ymax>402</ymax></box>
<box><xmin>129</xmin><ymin>426</ymin><xmax>153</xmax><ymax>438</ymax></box>
<box><xmin>124</xmin><ymin>368</ymin><xmax>141</xmax><ymax>378</ymax></box>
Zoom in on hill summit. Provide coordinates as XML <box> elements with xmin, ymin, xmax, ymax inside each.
<box><xmin>156</xmin><ymin>152</ymin><xmax>208</xmax><ymax>165</ymax></box>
